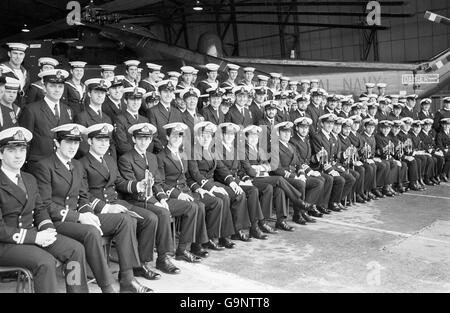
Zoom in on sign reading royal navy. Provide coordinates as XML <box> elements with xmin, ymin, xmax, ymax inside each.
<box><xmin>402</xmin><ymin>74</ymin><xmax>439</xmax><ymax>85</ymax></box>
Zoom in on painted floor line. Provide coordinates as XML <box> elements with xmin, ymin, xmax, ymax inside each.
<box><xmin>402</xmin><ymin>193</ymin><xmax>450</xmax><ymax>200</ymax></box>
<box><xmin>318</xmin><ymin>219</ymin><xmax>450</xmax><ymax>245</ymax></box>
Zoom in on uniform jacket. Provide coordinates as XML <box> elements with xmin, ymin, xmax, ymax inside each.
<box><xmin>26</xmin><ymin>80</ymin><xmax>45</xmax><ymax>104</ymax></box>
<box><xmin>18</xmin><ymin>99</ymin><xmax>73</xmax><ymax>162</ymax></box>
<box><xmin>118</xmin><ymin>148</ymin><xmax>168</xmax><ymax>205</ymax></box>
<box><xmin>249</xmin><ymin>101</ymin><xmax>264</xmax><ymax>125</ymax></box>
<box><xmin>225</xmin><ymin>104</ymin><xmax>253</xmax><ymax>127</ymax></box>
<box><xmin>147</xmin><ymin>102</ymin><xmax>184</xmax><ymax>147</ymax></box>
<box><xmin>34</xmin><ymin>155</ymin><xmax>93</xmax><ymax>223</ymax></box>
<box><xmin>62</xmin><ymin>80</ymin><xmax>87</xmax><ymax>115</ymax></box>
<box><xmin>0</xmin><ymin>170</ymin><xmax>53</xmax><ymax>247</ymax></box>
<box><xmin>79</xmin><ymin>153</ymin><xmax>139</xmax><ymax>214</ymax></box>
<box><xmin>187</xmin><ymin>148</ymin><xmax>235</xmax><ymax>192</ymax></box>
<box><xmin>202</xmin><ymin>105</ymin><xmax>225</xmax><ymax>125</ymax></box>
<box><xmin>102</xmin><ymin>96</ymin><xmax>125</xmax><ymax>123</ymax></box>
<box><xmin>114</xmin><ymin>111</ymin><xmax>161</xmax><ymax>156</ymax></box>
<box><xmin>0</xmin><ymin>103</ymin><xmax>20</xmax><ymax>131</ymax></box>
<box><xmin>157</xmin><ymin>147</ymin><xmax>192</xmax><ymax>198</ymax></box>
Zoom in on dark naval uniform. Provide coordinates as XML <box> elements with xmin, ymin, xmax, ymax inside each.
<box><xmin>118</xmin><ymin>148</ymin><xmax>209</xmax><ymax>255</ymax></box>
<box><xmin>79</xmin><ymin>152</ymin><xmax>156</xmax><ymax>267</ymax></box>
<box><xmin>0</xmin><ymin>103</ymin><xmax>20</xmax><ymax>131</ymax></box>
<box><xmin>186</xmin><ymin>148</ymin><xmax>247</xmax><ymax>236</ymax></box>
<box><xmin>62</xmin><ymin>80</ymin><xmax>87</xmax><ymax>115</ymax></box>
<box><xmin>26</xmin><ymin>80</ymin><xmax>46</xmax><ymax>104</ymax></box>
<box><xmin>290</xmin><ymin>132</ymin><xmax>333</xmax><ymax>209</ymax></box>
<box><xmin>114</xmin><ymin>111</ymin><xmax>162</xmax><ymax>156</ymax></box>
<box><xmin>202</xmin><ymin>105</ymin><xmax>225</xmax><ymax>125</ymax></box>
<box><xmin>157</xmin><ymin>147</ymin><xmax>227</xmax><ymax>239</ymax></box>
<box><xmin>33</xmin><ymin>154</ymin><xmax>118</xmax><ymax>290</ymax></box>
<box><xmin>225</xmin><ymin>104</ymin><xmax>253</xmax><ymax>127</ymax></box>
<box><xmin>74</xmin><ymin>106</ymin><xmax>117</xmax><ymax>160</ymax></box>
<box><xmin>0</xmin><ymin>169</ymin><xmax>88</xmax><ymax>293</ymax></box>
<box><xmin>18</xmin><ymin>99</ymin><xmax>73</xmax><ymax>168</ymax></box>
<box><xmin>102</xmin><ymin>96</ymin><xmax>125</xmax><ymax>123</ymax></box>
<box><xmin>147</xmin><ymin>103</ymin><xmax>184</xmax><ymax>147</ymax></box>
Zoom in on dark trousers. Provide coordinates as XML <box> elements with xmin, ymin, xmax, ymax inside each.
<box><xmin>433</xmin><ymin>154</ymin><xmax>444</xmax><ymax>177</ymax></box>
<box><xmin>338</xmin><ymin>170</ymin><xmax>356</xmax><ymax>199</ymax></box>
<box><xmin>0</xmin><ymin>234</ymin><xmax>89</xmax><ymax>293</ymax></box>
<box><xmin>443</xmin><ymin>153</ymin><xmax>450</xmax><ymax>177</ymax></box>
<box><xmin>304</xmin><ymin>176</ymin><xmax>325</xmax><ymax>205</ymax></box>
<box><xmin>241</xmin><ymin>185</ymin><xmax>266</xmax><ymax>224</ymax></box>
<box><xmin>375</xmin><ymin>160</ymin><xmax>389</xmax><ymax>187</ymax></box>
<box><xmin>352</xmin><ymin>166</ymin><xmax>365</xmax><ymax>195</ymax></box>
<box><xmin>252</xmin><ymin>178</ymin><xmax>277</xmax><ymax>220</ymax></box>
<box><xmin>131</xmin><ymin>198</ymin><xmax>202</xmax><ymax>257</ymax></box>
<box><xmin>98</xmin><ymin>212</ymin><xmax>141</xmax><ymax>271</ymax></box>
<box><xmin>415</xmin><ymin>155</ymin><xmax>434</xmax><ymax>179</ymax></box>
<box><xmin>256</xmin><ymin>176</ymin><xmax>300</xmax><ymax>219</ymax></box>
<box><xmin>323</xmin><ymin>173</ymin><xmax>345</xmax><ymax>204</ymax></box>
<box><xmin>403</xmin><ymin>157</ymin><xmax>419</xmax><ymax>183</ymax></box>
<box><xmin>363</xmin><ymin>163</ymin><xmax>377</xmax><ymax>191</ymax></box>
<box><xmin>215</xmin><ymin>182</ymin><xmax>251</xmax><ymax>233</ymax></box>
<box><xmin>54</xmin><ymin>221</ymin><xmax>114</xmax><ymax>289</ymax></box>
<box><xmin>197</xmin><ymin>192</ymin><xmax>234</xmax><ymax>239</ymax></box>
<box><xmin>126</xmin><ymin>204</ymin><xmax>158</xmax><ymax>263</ymax></box>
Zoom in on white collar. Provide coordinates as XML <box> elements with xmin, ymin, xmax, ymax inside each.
<box><xmin>134</xmin><ymin>146</ymin><xmax>146</xmax><ymax>156</ymax></box>
<box><xmin>89</xmin><ymin>151</ymin><xmax>104</xmax><ymax>163</ymax></box>
<box><xmin>167</xmin><ymin>145</ymin><xmax>181</xmax><ymax>155</ymax></box>
<box><xmin>1</xmin><ymin>166</ymin><xmax>20</xmax><ymax>184</ymax></box>
<box><xmin>126</xmin><ymin>109</ymin><xmax>139</xmax><ymax>117</ymax></box>
<box><xmin>321</xmin><ymin>128</ymin><xmax>330</xmax><ymax>140</ymax></box>
<box><xmin>44</xmin><ymin>96</ymin><xmax>59</xmax><ymax>107</ymax></box>
<box><xmin>56</xmin><ymin>152</ymin><xmax>71</xmax><ymax>170</ymax></box>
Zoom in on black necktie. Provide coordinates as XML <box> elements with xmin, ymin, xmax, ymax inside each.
<box><xmin>16</xmin><ymin>174</ymin><xmax>27</xmax><ymax>195</ymax></box>
<box><xmin>54</xmin><ymin>103</ymin><xmax>60</xmax><ymax>121</ymax></box>
<box><xmin>67</xmin><ymin>161</ymin><xmax>73</xmax><ymax>173</ymax></box>
<box><xmin>98</xmin><ymin>110</ymin><xmax>102</xmax><ymax>120</ymax></box>
<box><xmin>100</xmin><ymin>157</ymin><xmax>109</xmax><ymax>173</ymax></box>
<box><xmin>142</xmin><ymin>153</ymin><xmax>149</xmax><ymax>169</ymax></box>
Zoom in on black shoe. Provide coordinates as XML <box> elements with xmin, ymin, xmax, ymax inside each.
<box><xmin>120</xmin><ymin>278</ymin><xmax>154</xmax><ymax>293</ymax></box>
<box><xmin>190</xmin><ymin>244</ymin><xmax>209</xmax><ymax>258</ymax></box>
<box><xmin>203</xmin><ymin>239</ymin><xmax>225</xmax><ymax>250</ymax></box>
<box><xmin>328</xmin><ymin>203</ymin><xmax>341</xmax><ymax>212</ymax></box>
<box><xmin>218</xmin><ymin>237</ymin><xmax>235</xmax><ymax>249</ymax></box>
<box><xmin>338</xmin><ymin>203</ymin><xmax>347</xmax><ymax>210</ymax></box>
<box><xmin>133</xmin><ymin>264</ymin><xmax>161</xmax><ymax>280</ymax></box>
<box><xmin>175</xmin><ymin>250</ymin><xmax>202</xmax><ymax>263</ymax></box>
<box><xmin>292</xmin><ymin>214</ymin><xmax>306</xmax><ymax>225</ymax></box>
<box><xmin>250</xmin><ymin>225</ymin><xmax>268</xmax><ymax>240</ymax></box>
<box><xmin>432</xmin><ymin>177</ymin><xmax>440</xmax><ymax>185</ymax></box>
<box><xmin>440</xmin><ymin>174</ymin><xmax>448</xmax><ymax>182</ymax></box>
<box><xmin>356</xmin><ymin>194</ymin><xmax>366</xmax><ymax>203</ymax></box>
<box><xmin>259</xmin><ymin>221</ymin><xmax>278</xmax><ymax>234</ymax></box>
<box><xmin>424</xmin><ymin>178</ymin><xmax>435</xmax><ymax>186</ymax></box>
<box><xmin>231</xmin><ymin>230</ymin><xmax>252</xmax><ymax>242</ymax></box>
<box><xmin>388</xmin><ymin>185</ymin><xmax>398</xmax><ymax>195</ymax></box>
<box><xmin>372</xmin><ymin>189</ymin><xmax>384</xmax><ymax>198</ymax></box>
<box><xmin>155</xmin><ymin>256</ymin><xmax>181</xmax><ymax>274</ymax></box>
<box><xmin>301</xmin><ymin>212</ymin><xmax>316</xmax><ymax>223</ymax></box>
<box><xmin>382</xmin><ymin>187</ymin><xmax>394</xmax><ymax>197</ymax></box>
<box><xmin>409</xmin><ymin>183</ymin><xmax>421</xmax><ymax>191</ymax></box>
<box><xmin>308</xmin><ymin>207</ymin><xmax>323</xmax><ymax>218</ymax></box>
<box><xmin>367</xmin><ymin>192</ymin><xmax>378</xmax><ymax>200</ymax></box>
<box><xmin>275</xmin><ymin>220</ymin><xmax>295</xmax><ymax>231</ymax></box>
<box><xmin>317</xmin><ymin>206</ymin><xmax>331</xmax><ymax>214</ymax></box>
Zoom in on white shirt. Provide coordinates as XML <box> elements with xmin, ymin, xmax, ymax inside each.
<box><xmin>56</xmin><ymin>152</ymin><xmax>71</xmax><ymax>171</ymax></box>
<box><xmin>1</xmin><ymin>166</ymin><xmax>20</xmax><ymax>185</ymax></box>
<box><xmin>321</xmin><ymin>129</ymin><xmax>330</xmax><ymax>140</ymax></box>
<box><xmin>126</xmin><ymin>109</ymin><xmax>139</xmax><ymax>119</ymax></box>
<box><xmin>89</xmin><ymin>151</ymin><xmax>104</xmax><ymax>164</ymax></box>
<box><xmin>167</xmin><ymin>145</ymin><xmax>184</xmax><ymax>171</ymax></box>
<box><xmin>44</xmin><ymin>96</ymin><xmax>60</xmax><ymax>116</ymax></box>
